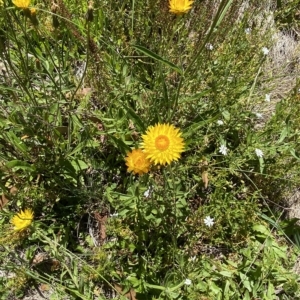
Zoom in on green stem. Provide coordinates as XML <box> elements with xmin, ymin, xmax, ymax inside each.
<box><xmin>70</xmin><ymin>21</ymin><xmax>90</xmax><ymax>104</ymax></box>
<box><xmin>246</xmin><ymin>65</ymin><xmax>262</xmax><ymax>107</ymax></box>
<box><xmin>171</xmin><ymin>0</ymin><xmax>233</xmax><ymax>119</ymax></box>
<box><xmin>167</xmin><ymin>164</ymin><xmax>178</xmax><ymax>263</ymax></box>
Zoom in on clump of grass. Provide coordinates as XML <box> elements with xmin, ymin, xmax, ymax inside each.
<box><xmin>1</xmin><ymin>0</ymin><xmax>300</xmax><ymax>299</ymax></box>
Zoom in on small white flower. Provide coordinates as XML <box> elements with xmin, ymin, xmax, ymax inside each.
<box><xmin>110</xmin><ymin>212</ymin><xmax>119</xmax><ymax>218</ymax></box>
<box><xmin>255</xmin><ymin>112</ymin><xmax>263</xmax><ymax>119</ymax></box>
<box><xmin>262</xmin><ymin>47</ymin><xmax>269</xmax><ymax>55</ymax></box>
<box><xmin>189</xmin><ymin>256</ymin><xmax>196</xmax><ymax>262</ymax></box>
<box><xmin>245</xmin><ymin>28</ymin><xmax>251</xmax><ymax>34</ymax></box>
<box><xmin>184</xmin><ymin>279</ymin><xmax>192</xmax><ymax>286</ymax></box>
<box><xmin>205</xmin><ymin>43</ymin><xmax>213</xmax><ymax>50</ymax></box>
<box><xmin>204</xmin><ymin>216</ymin><xmax>214</xmax><ymax>227</ymax></box>
<box><xmin>255</xmin><ymin>148</ymin><xmax>264</xmax><ymax>158</ymax></box>
<box><xmin>265</xmin><ymin>94</ymin><xmax>270</xmax><ymax>102</ymax></box>
<box><xmin>217</xmin><ymin>120</ymin><xmax>224</xmax><ymax>125</ymax></box>
<box><xmin>219</xmin><ymin>144</ymin><xmax>228</xmax><ymax>155</ymax></box>
<box><xmin>143</xmin><ymin>187</ymin><xmax>152</xmax><ymax>198</ymax></box>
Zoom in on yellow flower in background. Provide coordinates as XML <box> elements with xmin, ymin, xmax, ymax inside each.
<box><xmin>141</xmin><ymin>123</ymin><xmax>185</xmax><ymax>165</ymax></box>
<box><xmin>11</xmin><ymin>209</ymin><xmax>34</xmax><ymax>231</ymax></box>
<box><xmin>169</xmin><ymin>0</ymin><xmax>194</xmax><ymax>15</ymax></box>
<box><xmin>30</xmin><ymin>7</ymin><xmax>36</xmax><ymax>16</ymax></box>
<box><xmin>125</xmin><ymin>149</ymin><xmax>151</xmax><ymax>175</ymax></box>
<box><xmin>12</xmin><ymin>0</ymin><xmax>30</xmax><ymax>8</ymax></box>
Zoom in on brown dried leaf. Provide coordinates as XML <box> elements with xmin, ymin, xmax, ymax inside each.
<box><xmin>31</xmin><ymin>252</ymin><xmax>61</xmax><ymax>273</ymax></box>
<box><xmin>77</xmin><ymin>87</ymin><xmax>92</xmax><ymax>98</ymax></box>
<box><xmin>65</xmin><ymin>87</ymin><xmax>92</xmax><ymax>100</ymax></box>
<box><xmin>0</xmin><ymin>186</ymin><xmax>18</xmax><ymax>209</ymax></box>
<box><xmin>0</xmin><ymin>194</ymin><xmax>8</xmax><ymax>209</ymax></box>
<box><xmin>100</xmin><ymin>217</ymin><xmax>107</xmax><ymax>241</ymax></box>
<box><xmin>200</xmin><ymin>159</ymin><xmax>209</xmax><ymax>189</ymax></box>
<box><xmin>128</xmin><ymin>120</ymin><xmax>135</xmax><ymax>130</ymax></box>
<box><xmin>10</xmin><ymin>186</ymin><xmax>18</xmax><ymax>195</ymax></box>
<box><xmin>114</xmin><ymin>284</ymin><xmax>137</xmax><ymax>300</ymax></box>
<box><xmin>32</xmin><ymin>252</ymin><xmax>49</xmax><ymax>265</ymax></box>
<box><xmin>202</xmin><ymin>171</ymin><xmax>209</xmax><ymax>189</ymax></box>
<box><xmin>94</xmin><ymin>212</ymin><xmax>107</xmax><ymax>242</ymax></box>
<box><xmin>39</xmin><ymin>283</ymin><xmax>50</xmax><ymax>292</ymax></box>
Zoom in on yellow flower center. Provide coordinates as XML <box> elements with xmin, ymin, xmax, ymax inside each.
<box><xmin>155</xmin><ymin>135</ymin><xmax>170</xmax><ymax>151</ymax></box>
<box><xmin>135</xmin><ymin>156</ymin><xmax>143</xmax><ymax>167</ymax></box>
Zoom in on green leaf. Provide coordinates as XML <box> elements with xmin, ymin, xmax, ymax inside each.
<box><xmin>132</xmin><ymin>45</ymin><xmax>183</xmax><ymax>74</ymax></box>
<box><xmin>184</xmin><ymin>112</ymin><xmax>219</xmax><ymax>138</ymax></box>
<box><xmin>179</xmin><ymin>90</ymin><xmax>210</xmax><ymax>104</ymax></box>
<box><xmin>5</xmin><ymin>131</ymin><xmax>28</xmax><ymax>153</ymax></box>
<box><xmin>110</xmin><ymin>135</ymin><xmax>131</xmax><ymax>154</ymax></box>
<box><xmin>218</xmin><ymin>271</ymin><xmax>234</xmax><ymax>277</ymax></box>
<box><xmin>58</xmin><ymin>158</ymin><xmax>77</xmax><ymax>178</ymax></box>
<box><xmin>239</xmin><ymin>273</ymin><xmax>252</xmax><ymax>292</ymax></box>
<box><xmin>252</xmin><ymin>224</ymin><xmax>270</xmax><ymax>236</ymax></box>
<box><xmin>222</xmin><ymin>110</ymin><xmax>231</xmax><ymax>121</ymax></box>
<box><xmin>294</xmin><ymin>230</ymin><xmax>300</xmax><ymax>248</ymax></box>
<box><xmin>277</xmin><ymin>126</ymin><xmax>289</xmax><ymax>144</ymax></box>
<box><xmin>258</xmin><ymin>213</ymin><xmax>295</xmax><ymax>245</ymax></box>
<box><xmin>258</xmin><ymin>156</ymin><xmax>264</xmax><ymax>173</ymax></box>
<box><xmin>144</xmin><ymin>283</ymin><xmax>166</xmax><ymax>291</ymax></box>
<box><xmin>243</xmin><ymin>290</ymin><xmax>251</xmax><ymax>300</ymax></box>
<box><xmin>71</xmin><ymin>159</ymin><xmax>89</xmax><ymax>172</ymax></box>
<box><xmin>223</xmin><ymin>280</ymin><xmax>230</xmax><ymax>298</ymax></box>
<box><xmin>272</xmin><ymin>245</ymin><xmax>287</xmax><ymax>259</ymax></box>
<box><xmin>121</xmin><ymin>104</ymin><xmax>146</xmax><ymax>132</ymax></box>
<box><xmin>6</xmin><ymin>160</ymin><xmax>36</xmax><ymax>172</ymax></box>
<box><xmin>266</xmin><ymin>282</ymin><xmax>275</xmax><ymax>299</ymax></box>
<box><xmin>209</xmin><ymin>281</ymin><xmax>222</xmax><ymax>294</ymax></box>
<box><xmin>215</xmin><ymin>0</ymin><xmax>234</xmax><ymax>28</ymax></box>
<box><xmin>67</xmin><ymin>142</ymin><xmax>88</xmax><ymax>157</ymax></box>
<box><xmin>290</xmin><ymin>148</ymin><xmax>300</xmax><ymax>160</ymax></box>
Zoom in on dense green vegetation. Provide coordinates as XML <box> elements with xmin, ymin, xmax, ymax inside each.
<box><xmin>1</xmin><ymin>0</ymin><xmax>300</xmax><ymax>299</ymax></box>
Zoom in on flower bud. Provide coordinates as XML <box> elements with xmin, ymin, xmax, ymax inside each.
<box><xmin>85</xmin><ymin>1</ymin><xmax>94</xmax><ymax>23</ymax></box>
<box><xmin>51</xmin><ymin>1</ymin><xmax>59</xmax><ymax>28</ymax></box>
<box><xmin>29</xmin><ymin>8</ymin><xmax>39</xmax><ymax>26</ymax></box>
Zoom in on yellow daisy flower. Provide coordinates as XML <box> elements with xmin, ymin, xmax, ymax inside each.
<box><xmin>141</xmin><ymin>123</ymin><xmax>185</xmax><ymax>165</ymax></box>
<box><xmin>11</xmin><ymin>208</ymin><xmax>34</xmax><ymax>231</ymax></box>
<box><xmin>12</xmin><ymin>0</ymin><xmax>30</xmax><ymax>8</ymax></box>
<box><xmin>125</xmin><ymin>149</ymin><xmax>151</xmax><ymax>175</ymax></box>
<box><xmin>169</xmin><ymin>0</ymin><xmax>194</xmax><ymax>15</ymax></box>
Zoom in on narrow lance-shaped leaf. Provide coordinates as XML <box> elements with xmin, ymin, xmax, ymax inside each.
<box><xmin>132</xmin><ymin>45</ymin><xmax>183</xmax><ymax>75</ymax></box>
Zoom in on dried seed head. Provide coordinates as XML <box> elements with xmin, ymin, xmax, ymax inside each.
<box><xmin>85</xmin><ymin>1</ymin><xmax>94</xmax><ymax>22</ymax></box>
<box><xmin>51</xmin><ymin>1</ymin><xmax>59</xmax><ymax>28</ymax></box>
<box><xmin>51</xmin><ymin>1</ymin><xmax>58</xmax><ymax>13</ymax></box>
